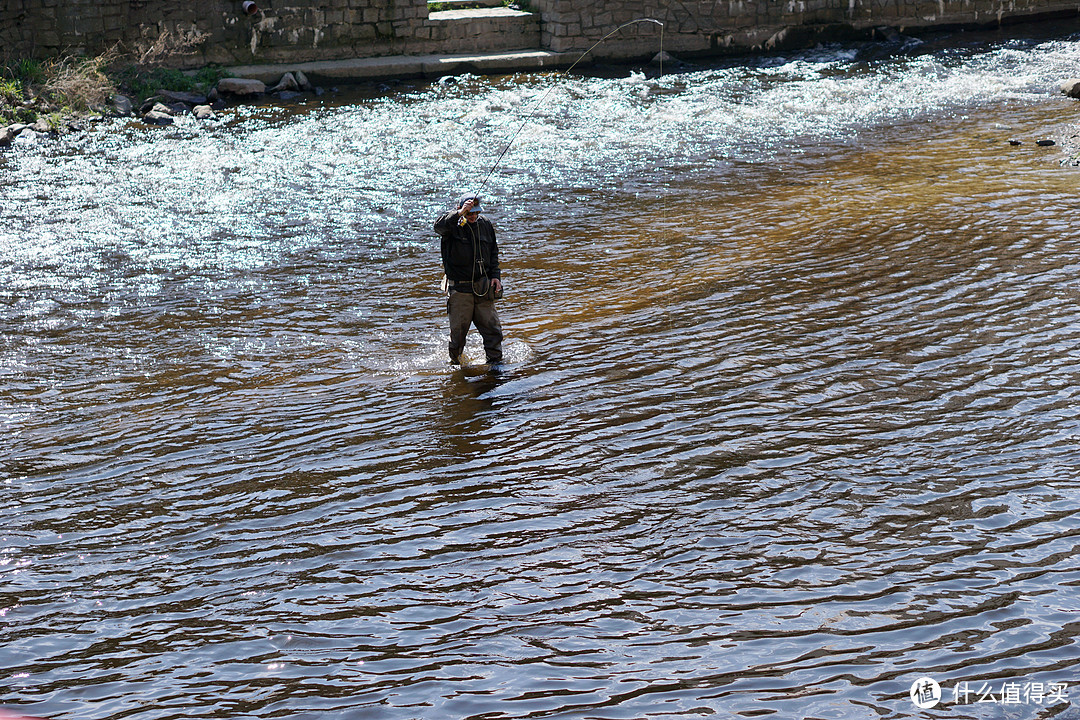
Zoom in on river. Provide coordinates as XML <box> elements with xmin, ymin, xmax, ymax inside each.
<box><xmin>2</xmin><ymin>17</ymin><xmax>1080</xmax><ymax>720</ymax></box>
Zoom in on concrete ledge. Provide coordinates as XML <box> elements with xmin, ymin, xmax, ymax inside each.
<box><xmin>226</xmin><ymin>49</ymin><xmax>586</xmax><ymax>84</ymax></box>
<box><xmin>428</xmin><ymin>6</ymin><xmax>535</xmax><ymax>20</ymax></box>
<box><xmin>438</xmin><ymin>0</ymin><xmax>506</xmax><ymax>8</ymax></box>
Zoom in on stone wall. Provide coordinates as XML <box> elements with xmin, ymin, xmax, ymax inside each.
<box><xmin>531</xmin><ymin>0</ymin><xmax>1080</xmax><ymax>57</ymax></box>
<box><xmin>0</xmin><ymin>0</ymin><xmax>437</xmax><ymax>68</ymax></box>
<box><xmin>426</xmin><ymin>7</ymin><xmax>541</xmax><ymax>55</ymax></box>
<box><xmin>1</xmin><ymin>0</ymin><xmax>1077</xmax><ymax>69</ymax></box>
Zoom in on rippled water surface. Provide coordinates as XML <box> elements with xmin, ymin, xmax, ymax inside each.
<box><xmin>3</xmin><ymin>20</ymin><xmax>1080</xmax><ymax>720</ymax></box>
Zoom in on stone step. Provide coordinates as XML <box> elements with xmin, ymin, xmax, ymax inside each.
<box><xmin>226</xmin><ymin>50</ymin><xmax>586</xmax><ymax>85</ymax></box>
<box><xmin>426</xmin><ymin>6</ymin><xmax>540</xmax><ymax>54</ymax></box>
<box><xmin>434</xmin><ymin>0</ymin><xmax>506</xmax><ymax>9</ymax></box>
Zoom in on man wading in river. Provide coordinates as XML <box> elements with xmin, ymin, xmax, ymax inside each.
<box><xmin>434</xmin><ymin>194</ymin><xmax>504</xmax><ymax>365</ymax></box>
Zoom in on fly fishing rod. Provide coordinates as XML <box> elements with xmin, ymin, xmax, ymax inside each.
<box><xmin>469</xmin><ymin>18</ymin><xmax>665</xmax><ymax>199</ymax></box>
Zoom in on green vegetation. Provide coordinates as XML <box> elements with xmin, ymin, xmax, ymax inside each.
<box><xmin>113</xmin><ymin>64</ymin><xmax>229</xmax><ymax>104</ymax></box>
<box><xmin>2</xmin><ymin>52</ymin><xmax>114</xmax><ymax>126</ymax></box>
<box><xmin>1</xmin><ymin>48</ymin><xmax>231</xmax><ymax>129</ymax></box>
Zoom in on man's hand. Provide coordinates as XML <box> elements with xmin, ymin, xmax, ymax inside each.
<box><xmin>492</xmin><ymin>278</ymin><xmax>503</xmax><ymax>294</ymax></box>
<box><xmin>459</xmin><ymin>199</ymin><xmax>476</xmax><ymax>215</ymax></box>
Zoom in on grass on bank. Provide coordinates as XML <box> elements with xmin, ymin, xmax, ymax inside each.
<box><xmin>1</xmin><ymin>49</ymin><xmax>230</xmax><ymax>128</ymax></box>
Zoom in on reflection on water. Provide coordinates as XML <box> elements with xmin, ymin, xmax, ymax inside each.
<box><xmin>3</xmin><ymin>20</ymin><xmax>1080</xmax><ymax>720</ymax></box>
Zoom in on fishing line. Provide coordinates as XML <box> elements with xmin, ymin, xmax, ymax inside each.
<box><xmin>471</xmin><ymin>17</ymin><xmax>665</xmax><ymax>196</ymax></box>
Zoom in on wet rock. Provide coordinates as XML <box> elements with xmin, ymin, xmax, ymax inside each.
<box><xmin>29</xmin><ymin>118</ymin><xmax>53</xmax><ymax>134</ymax></box>
<box><xmin>143</xmin><ymin>110</ymin><xmax>174</xmax><ymax>125</ymax></box>
<box><xmin>159</xmin><ymin>89</ymin><xmax>207</xmax><ymax>105</ymax></box>
<box><xmin>1036</xmin><ymin>139</ymin><xmax>1056</xmax><ymax>146</ymax></box>
<box><xmin>874</xmin><ymin>25</ymin><xmax>902</xmax><ymax>42</ymax></box>
<box><xmin>216</xmin><ymin>78</ymin><xmax>266</xmax><ymax>96</ymax></box>
<box><xmin>113</xmin><ymin>94</ymin><xmax>134</xmax><ymax>116</ymax></box>
<box><xmin>650</xmin><ymin>50</ymin><xmax>693</xmax><ymax>73</ymax></box>
<box><xmin>269</xmin><ymin>72</ymin><xmax>299</xmax><ymax>93</ymax></box>
<box><xmin>1060</xmin><ymin>78</ymin><xmax>1080</xmax><ymax>99</ymax></box>
<box><xmin>273</xmin><ymin>90</ymin><xmax>303</xmax><ymax>101</ymax></box>
<box><xmin>139</xmin><ymin>97</ymin><xmax>163</xmax><ymax>115</ymax></box>
<box><xmin>14</xmin><ymin>129</ymin><xmax>44</xmax><ymax>144</ymax></box>
<box><xmin>0</xmin><ymin>126</ymin><xmax>14</xmax><ymax>146</ymax></box>
<box><xmin>1008</xmin><ymin>139</ymin><xmax>1022</xmax><ymax>145</ymax></box>
<box><xmin>193</xmin><ymin>104</ymin><xmax>216</xmax><ymax>120</ymax></box>
<box><xmin>295</xmin><ymin>70</ymin><xmax>313</xmax><ymax>91</ymax></box>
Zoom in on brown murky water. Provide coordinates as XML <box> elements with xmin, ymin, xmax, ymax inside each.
<box><xmin>3</xmin><ymin>23</ymin><xmax>1080</xmax><ymax>720</ymax></box>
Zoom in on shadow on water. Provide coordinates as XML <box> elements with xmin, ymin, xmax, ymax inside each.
<box><xmin>437</xmin><ymin>364</ymin><xmax>516</xmax><ymax>456</ymax></box>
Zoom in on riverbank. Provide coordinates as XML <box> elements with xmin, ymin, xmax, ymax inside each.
<box><xmin>0</xmin><ymin>47</ymin><xmax>600</xmax><ymax>147</ymax></box>
<box><xmin>5</xmin><ymin>35</ymin><xmax>1080</xmax><ymax>166</ymax></box>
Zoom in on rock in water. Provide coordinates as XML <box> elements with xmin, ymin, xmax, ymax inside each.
<box><xmin>159</xmin><ymin>89</ymin><xmax>208</xmax><ymax>105</ymax></box>
<box><xmin>1060</xmin><ymin>78</ymin><xmax>1080</xmax><ymax>99</ymax></box>
<box><xmin>269</xmin><ymin>72</ymin><xmax>299</xmax><ymax>93</ymax></box>
<box><xmin>113</xmin><ymin>94</ymin><xmax>134</xmax><ymax>116</ymax></box>
<box><xmin>216</xmin><ymin>78</ymin><xmax>267</xmax><ymax>96</ymax></box>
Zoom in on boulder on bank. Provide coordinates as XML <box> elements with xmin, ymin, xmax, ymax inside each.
<box><xmin>0</xmin><ymin>126</ymin><xmax>14</xmax><ymax>146</ymax></box>
<box><xmin>159</xmin><ymin>89</ymin><xmax>208</xmax><ymax>105</ymax></box>
<box><xmin>143</xmin><ymin>111</ymin><xmax>174</xmax><ymax>125</ymax></box>
<box><xmin>143</xmin><ymin>103</ymin><xmax>176</xmax><ymax>125</ymax></box>
<box><xmin>113</xmin><ymin>94</ymin><xmax>134</xmax><ymax>117</ymax></box>
<box><xmin>193</xmin><ymin>104</ymin><xmax>216</xmax><ymax>120</ymax></box>
<box><xmin>29</xmin><ymin>118</ymin><xmax>54</xmax><ymax>134</ymax></box>
<box><xmin>269</xmin><ymin>72</ymin><xmax>299</xmax><ymax>93</ymax></box>
<box><xmin>216</xmin><ymin>78</ymin><xmax>266</xmax><ymax>96</ymax></box>
<box><xmin>1060</xmin><ymin>78</ymin><xmax>1080</xmax><ymax>99</ymax></box>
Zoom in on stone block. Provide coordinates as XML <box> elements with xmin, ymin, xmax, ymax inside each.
<box><xmin>217</xmin><ymin>77</ymin><xmax>266</xmax><ymax>94</ymax></box>
<box><xmin>82</xmin><ymin>16</ymin><xmax>105</xmax><ymax>34</ymax></box>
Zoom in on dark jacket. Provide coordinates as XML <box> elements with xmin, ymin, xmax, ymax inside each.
<box><xmin>434</xmin><ymin>211</ymin><xmax>501</xmax><ymax>283</ymax></box>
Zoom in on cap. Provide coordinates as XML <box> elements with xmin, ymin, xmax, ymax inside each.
<box><xmin>457</xmin><ymin>194</ymin><xmax>483</xmax><ymax>212</ymax></box>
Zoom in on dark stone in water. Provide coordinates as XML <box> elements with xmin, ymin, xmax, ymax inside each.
<box><xmin>143</xmin><ymin>110</ymin><xmax>174</xmax><ymax>125</ymax></box>
<box><xmin>159</xmin><ymin>89</ymin><xmax>208</xmax><ymax>105</ymax></box>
